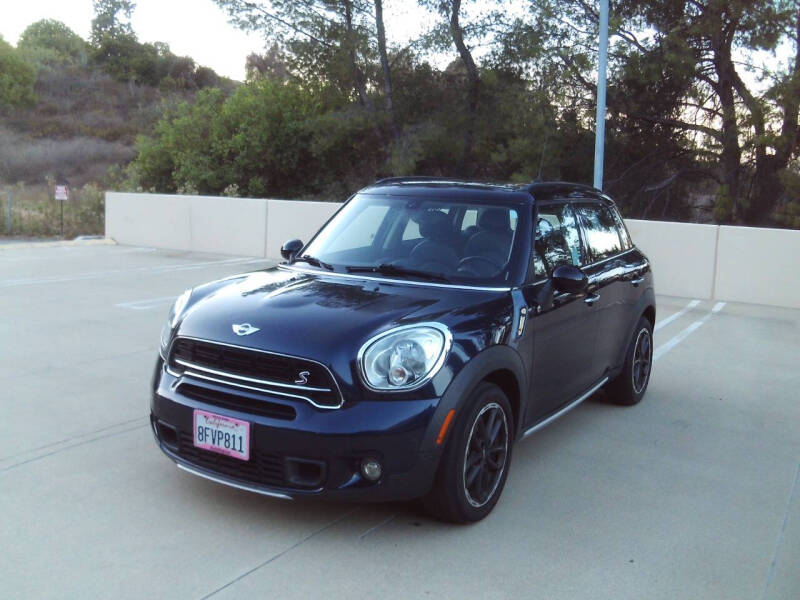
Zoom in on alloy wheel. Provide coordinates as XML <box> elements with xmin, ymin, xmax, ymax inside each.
<box><xmin>631</xmin><ymin>328</ymin><xmax>652</xmax><ymax>395</ymax></box>
<box><xmin>463</xmin><ymin>402</ymin><xmax>509</xmax><ymax>508</ymax></box>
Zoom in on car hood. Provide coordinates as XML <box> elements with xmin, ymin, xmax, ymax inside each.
<box><xmin>175</xmin><ymin>266</ymin><xmax>511</xmax><ymax>384</ymax></box>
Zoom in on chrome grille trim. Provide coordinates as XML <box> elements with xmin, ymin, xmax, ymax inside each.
<box><xmin>176</xmin><ymin>368</ymin><xmax>315</xmax><ymax>404</ymax></box>
<box><xmin>174</xmin><ymin>359</ymin><xmax>332</xmax><ymax>392</ymax></box>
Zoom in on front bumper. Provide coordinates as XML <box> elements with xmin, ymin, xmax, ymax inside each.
<box><xmin>150</xmin><ymin>360</ymin><xmax>444</xmax><ymax>502</ymax></box>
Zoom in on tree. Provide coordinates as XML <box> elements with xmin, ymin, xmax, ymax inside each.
<box><xmin>373</xmin><ymin>0</ymin><xmax>398</xmax><ymax>137</ymax></box>
<box><xmin>631</xmin><ymin>0</ymin><xmax>800</xmax><ymax>223</ymax></box>
<box><xmin>0</xmin><ymin>37</ymin><xmax>36</xmax><ymax>108</ymax></box>
<box><xmin>91</xmin><ymin>0</ymin><xmax>136</xmax><ymax>46</ymax></box>
<box><xmin>17</xmin><ymin>19</ymin><xmax>88</xmax><ymax>67</ymax></box>
<box><xmin>215</xmin><ymin>1</ymin><xmax>375</xmax><ymax>102</ymax></box>
<box><xmin>421</xmin><ymin>0</ymin><xmax>510</xmax><ymax>173</ymax></box>
<box><xmin>246</xmin><ymin>44</ymin><xmax>290</xmax><ymax>80</ymax></box>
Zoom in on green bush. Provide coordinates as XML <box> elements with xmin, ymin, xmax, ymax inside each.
<box><xmin>17</xmin><ymin>20</ymin><xmax>88</xmax><ymax>68</ymax></box>
<box><xmin>135</xmin><ymin>80</ymin><xmax>333</xmax><ymax>197</ymax></box>
<box><xmin>0</xmin><ymin>37</ymin><xmax>36</xmax><ymax>108</ymax></box>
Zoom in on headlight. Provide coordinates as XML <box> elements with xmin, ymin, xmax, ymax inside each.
<box><xmin>358</xmin><ymin>323</ymin><xmax>452</xmax><ymax>391</ymax></box>
<box><xmin>160</xmin><ymin>289</ymin><xmax>191</xmax><ymax>356</ymax></box>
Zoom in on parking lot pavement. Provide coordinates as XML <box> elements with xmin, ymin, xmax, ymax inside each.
<box><xmin>1</xmin><ymin>242</ymin><xmax>798</xmax><ymax>600</ymax></box>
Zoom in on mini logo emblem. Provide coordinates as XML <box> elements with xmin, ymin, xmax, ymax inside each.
<box><xmin>232</xmin><ymin>323</ymin><xmax>259</xmax><ymax>336</ymax></box>
<box><xmin>295</xmin><ymin>371</ymin><xmax>310</xmax><ymax>385</ymax></box>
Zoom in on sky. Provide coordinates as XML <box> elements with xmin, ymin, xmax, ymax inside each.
<box><xmin>0</xmin><ymin>0</ymin><xmax>432</xmax><ymax>81</ymax></box>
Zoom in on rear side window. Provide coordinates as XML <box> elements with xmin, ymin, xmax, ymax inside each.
<box><xmin>460</xmin><ymin>209</ymin><xmax>478</xmax><ymax>232</ymax></box>
<box><xmin>576</xmin><ymin>203</ymin><xmax>624</xmax><ymax>263</ymax></box>
<box><xmin>610</xmin><ymin>207</ymin><xmax>633</xmax><ymax>249</ymax></box>
<box><xmin>533</xmin><ymin>204</ymin><xmax>584</xmax><ymax>280</ymax></box>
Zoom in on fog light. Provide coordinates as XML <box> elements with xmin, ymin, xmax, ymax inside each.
<box><xmin>360</xmin><ymin>458</ymin><xmax>382</xmax><ymax>482</ymax></box>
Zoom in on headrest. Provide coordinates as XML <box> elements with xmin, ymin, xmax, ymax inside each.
<box><xmin>478</xmin><ymin>209</ymin><xmax>510</xmax><ymax>233</ymax></box>
<box><xmin>536</xmin><ymin>218</ymin><xmax>554</xmax><ymax>239</ymax></box>
<box><xmin>418</xmin><ymin>210</ymin><xmax>452</xmax><ymax>240</ymax></box>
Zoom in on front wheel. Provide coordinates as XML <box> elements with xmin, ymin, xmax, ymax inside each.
<box><xmin>607</xmin><ymin>316</ymin><xmax>653</xmax><ymax>405</ymax></box>
<box><xmin>423</xmin><ymin>382</ymin><xmax>513</xmax><ymax>523</ymax></box>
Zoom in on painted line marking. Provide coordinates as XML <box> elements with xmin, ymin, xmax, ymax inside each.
<box><xmin>0</xmin><ymin>423</ymin><xmax>148</xmax><ymax>474</ymax></box>
<box><xmin>359</xmin><ymin>512</ymin><xmax>401</xmax><ymax>540</ymax></box>
<box><xmin>653</xmin><ymin>302</ymin><xmax>725</xmax><ymax>362</ymax></box>
<box><xmin>0</xmin><ymin>246</ymin><xmax>155</xmax><ymax>262</ymax></box>
<box><xmin>199</xmin><ymin>507</ymin><xmax>361</xmax><ymax>600</ymax></box>
<box><xmin>654</xmin><ymin>299</ymin><xmax>700</xmax><ymax>331</ymax></box>
<box><xmin>115</xmin><ymin>296</ymin><xmax>176</xmax><ymax>310</ymax></box>
<box><xmin>0</xmin><ymin>257</ymin><xmax>266</xmax><ymax>288</ymax></box>
<box><xmin>761</xmin><ymin>462</ymin><xmax>800</xmax><ymax>600</ymax></box>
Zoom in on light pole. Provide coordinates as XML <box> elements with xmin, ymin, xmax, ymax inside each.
<box><xmin>593</xmin><ymin>0</ymin><xmax>609</xmax><ymax>190</ymax></box>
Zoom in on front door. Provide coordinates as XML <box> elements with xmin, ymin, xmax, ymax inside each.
<box><xmin>522</xmin><ymin>202</ymin><xmax>600</xmax><ymax>425</ymax></box>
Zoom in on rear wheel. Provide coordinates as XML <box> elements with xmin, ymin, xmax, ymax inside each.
<box><xmin>423</xmin><ymin>382</ymin><xmax>513</xmax><ymax>523</ymax></box>
<box><xmin>607</xmin><ymin>316</ymin><xmax>653</xmax><ymax>405</ymax></box>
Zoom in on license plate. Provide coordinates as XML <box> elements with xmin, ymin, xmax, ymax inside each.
<box><xmin>193</xmin><ymin>409</ymin><xmax>250</xmax><ymax>461</ymax></box>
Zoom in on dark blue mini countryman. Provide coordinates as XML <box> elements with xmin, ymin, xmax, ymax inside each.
<box><xmin>151</xmin><ymin>178</ymin><xmax>656</xmax><ymax>522</ymax></box>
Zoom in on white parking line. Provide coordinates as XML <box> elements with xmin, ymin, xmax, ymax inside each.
<box><xmin>0</xmin><ymin>246</ymin><xmax>156</xmax><ymax>262</ymax></box>
<box><xmin>115</xmin><ymin>296</ymin><xmax>176</xmax><ymax>310</ymax></box>
<box><xmin>654</xmin><ymin>299</ymin><xmax>701</xmax><ymax>331</ymax></box>
<box><xmin>0</xmin><ymin>257</ymin><xmax>265</xmax><ymax>288</ymax></box>
<box><xmin>654</xmin><ymin>302</ymin><xmax>726</xmax><ymax>362</ymax></box>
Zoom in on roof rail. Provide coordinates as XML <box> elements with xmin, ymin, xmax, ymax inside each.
<box><xmin>373</xmin><ymin>176</ymin><xmax>457</xmax><ymax>185</ymax></box>
<box><xmin>522</xmin><ymin>180</ymin><xmax>601</xmax><ymax>194</ymax></box>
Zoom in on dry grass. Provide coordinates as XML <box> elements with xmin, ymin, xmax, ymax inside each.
<box><xmin>0</xmin><ymin>126</ymin><xmax>134</xmax><ymax>185</ymax></box>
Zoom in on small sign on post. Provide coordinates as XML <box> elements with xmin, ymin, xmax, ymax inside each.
<box><xmin>54</xmin><ymin>185</ymin><xmax>69</xmax><ymax>201</ymax></box>
<box><xmin>54</xmin><ymin>184</ymin><xmax>69</xmax><ymax>237</ymax></box>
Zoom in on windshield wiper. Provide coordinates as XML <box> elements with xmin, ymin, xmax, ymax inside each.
<box><xmin>293</xmin><ymin>254</ymin><xmax>334</xmax><ymax>271</ymax></box>
<box><xmin>345</xmin><ymin>263</ymin><xmax>450</xmax><ymax>283</ymax></box>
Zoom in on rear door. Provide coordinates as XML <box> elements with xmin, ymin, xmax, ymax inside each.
<box><xmin>574</xmin><ymin>201</ymin><xmax>640</xmax><ymax>376</ymax></box>
<box><xmin>521</xmin><ymin>202</ymin><xmax>600</xmax><ymax>422</ymax></box>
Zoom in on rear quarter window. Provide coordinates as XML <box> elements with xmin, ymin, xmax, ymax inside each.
<box><xmin>610</xmin><ymin>206</ymin><xmax>633</xmax><ymax>249</ymax></box>
<box><xmin>576</xmin><ymin>203</ymin><xmax>625</xmax><ymax>263</ymax></box>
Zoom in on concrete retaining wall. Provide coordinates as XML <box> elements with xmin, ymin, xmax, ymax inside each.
<box><xmin>105</xmin><ymin>192</ymin><xmax>343</xmax><ymax>259</ymax></box>
<box><xmin>714</xmin><ymin>225</ymin><xmax>800</xmax><ymax>308</ymax></box>
<box><xmin>105</xmin><ymin>192</ymin><xmax>800</xmax><ymax>309</ymax></box>
<box><xmin>624</xmin><ymin>220</ymin><xmax>719</xmax><ymax>300</ymax></box>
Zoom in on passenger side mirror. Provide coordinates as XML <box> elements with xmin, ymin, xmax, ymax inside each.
<box><xmin>551</xmin><ymin>264</ymin><xmax>588</xmax><ymax>294</ymax></box>
<box><xmin>281</xmin><ymin>239</ymin><xmax>304</xmax><ymax>261</ymax></box>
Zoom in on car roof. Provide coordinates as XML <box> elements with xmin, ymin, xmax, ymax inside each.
<box><xmin>361</xmin><ymin>177</ymin><xmax>610</xmax><ymax>204</ymax></box>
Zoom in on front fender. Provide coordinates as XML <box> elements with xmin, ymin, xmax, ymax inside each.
<box><xmin>419</xmin><ymin>344</ymin><xmax>527</xmax><ymax>453</ymax></box>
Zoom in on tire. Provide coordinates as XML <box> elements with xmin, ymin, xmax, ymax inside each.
<box><xmin>422</xmin><ymin>382</ymin><xmax>513</xmax><ymax>523</ymax></box>
<box><xmin>607</xmin><ymin>316</ymin><xmax>653</xmax><ymax>406</ymax></box>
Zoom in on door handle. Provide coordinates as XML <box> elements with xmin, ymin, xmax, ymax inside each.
<box><xmin>630</xmin><ymin>277</ymin><xmax>645</xmax><ymax>287</ymax></box>
<box><xmin>584</xmin><ymin>293</ymin><xmax>600</xmax><ymax>306</ymax></box>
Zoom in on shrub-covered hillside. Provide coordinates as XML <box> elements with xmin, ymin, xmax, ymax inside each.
<box><xmin>0</xmin><ymin>14</ymin><xmax>233</xmax><ymax>189</ymax></box>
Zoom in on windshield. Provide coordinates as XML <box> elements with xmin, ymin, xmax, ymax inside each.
<box><xmin>300</xmin><ymin>193</ymin><xmax>522</xmax><ymax>286</ymax></box>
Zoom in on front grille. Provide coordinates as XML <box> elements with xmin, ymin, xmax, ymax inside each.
<box><xmin>177</xmin><ymin>432</ymin><xmax>287</xmax><ymax>487</ymax></box>
<box><xmin>168</xmin><ymin>338</ymin><xmax>342</xmax><ymax>409</ymax></box>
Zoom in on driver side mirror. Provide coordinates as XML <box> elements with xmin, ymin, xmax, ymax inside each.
<box><xmin>281</xmin><ymin>239</ymin><xmax>304</xmax><ymax>261</ymax></box>
<box><xmin>551</xmin><ymin>264</ymin><xmax>588</xmax><ymax>295</ymax></box>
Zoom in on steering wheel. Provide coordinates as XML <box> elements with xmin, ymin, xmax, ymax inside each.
<box><xmin>458</xmin><ymin>255</ymin><xmax>502</xmax><ymax>273</ymax></box>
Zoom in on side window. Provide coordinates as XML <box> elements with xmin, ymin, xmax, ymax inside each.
<box><xmin>401</xmin><ymin>218</ymin><xmax>421</xmax><ymax>241</ymax></box>
<box><xmin>610</xmin><ymin>206</ymin><xmax>633</xmax><ymax>249</ymax></box>
<box><xmin>533</xmin><ymin>204</ymin><xmax>584</xmax><ymax>280</ymax></box>
<box><xmin>460</xmin><ymin>209</ymin><xmax>478</xmax><ymax>232</ymax></box>
<box><xmin>576</xmin><ymin>203</ymin><xmax>624</xmax><ymax>262</ymax></box>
